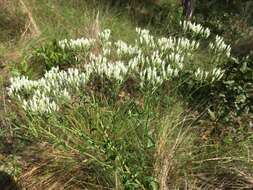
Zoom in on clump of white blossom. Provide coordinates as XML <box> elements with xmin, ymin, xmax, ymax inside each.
<box><xmin>99</xmin><ymin>29</ymin><xmax>113</xmax><ymax>56</ymax></box>
<box><xmin>8</xmin><ymin>67</ymin><xmax>90</xmax><ymax>114</ymax></box>
<box><xmin>90</xmin><ymin>55</ymin><xmax>128</xmax><ymax>82</ymax></box>
<box><xmin>115</xmin><ymin>40</ymin><xmax>139</xmax><ymax>57</ymax></box>
<box><xmin>209</xmin><ymin>35</ymin><xmax>231</xmax><ymax>58</ymax></box>
<box><xmin>58</xmin><ymin>38</ymin><xmax>95</xmax><ymax>50</ymax></box>
<box><xmin>8</xmin><ymin>21</ymin><xmax>230</xmax><ymax>114</ymax></box>
<box><xmin>181</xmin><ymin>20</ymin><xmax>211</xmax><ymax>39</ymax></box>
<box><xmin>22</xmin><ymin>93</ymin><xmax>59</xmax><ymax>114</ymax></box>
<box><xmin>194</xmin><ymin>67</ymin><xmax>224</xmax><ymax>82</ymax></box>
<box><xmin>136</xmin><ymin>28</ymin><xmax>156</xmax><ymax>48</ymax></box>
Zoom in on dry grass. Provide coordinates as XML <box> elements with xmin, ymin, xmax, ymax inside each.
<box><xmin>18</xmin><ymin>0</ymin><xmax>40</xmax><ymax>37</ymax></box>
<box><xmin>17</xmin><ymin>143</ymin><xmax>111</xmax><ymax>190</ymax></box>
<box><xmin>0</xmin><ymin>0</ymin><xmax>28</xmax><ymax>42</ymax></box>
<box><xmin>154</xmin><ymin>105</ymin><xmax>192</xmax><ymax>190</ymax></box>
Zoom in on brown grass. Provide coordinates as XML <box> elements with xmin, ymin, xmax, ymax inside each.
<box><xmin>17</xmin><ymin>143</ymin><xmax>111</xmax><ymax>190</ymax></box>
<box><xmin>18</xmin><ymin>0</ymin><xmax>40</xmax><ymax>37</ymax></box>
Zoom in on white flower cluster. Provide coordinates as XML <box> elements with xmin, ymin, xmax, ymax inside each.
<box><xmin>136</xmin><ymin>28</ymin><xmax>155</xmax><ymax>48</ymax></box>
<box><xmin>9</xmin><ymin>25</ymin><xmax>230</xmax><ymax>114</ymax></box>
<box><xmin>8</xmin><ymin>67</ymin><xmax>90</xmax><ymax>114</ymax></box>
<box><xmin>90</xmin><ymin>55</ymin><xmax>128</xmax><ymax>82</ymax></box>
<box><xmin>22</xmin><ymin>93</ymin><xmax>59</xmax><ymax>114</ymax></box>
<box><xmin>158</xmin><ymin>36</ymin><xmax>199</xmax><ymax>53</ymax></box>
<box><xmin>211</xmin><ymin>67</ymin><xmax>224</xmax><ymax>82</ymax></box>
<box><xmin>99</xmin><ymin>29</ymin><xmax>112</xmax><ymax>56</ymax></box>
<box><xmin>209</xmin><ymin>35</ymin><xmax>231</xmax><ymax>58</ymax></box>
<box><xmin>181</xmin><ymin>20</ymin><xmax>211</xmax><ymax>39</ymax></box>
<box><xmin>140</xmin><ymin>67</ymin><xmax>163</xmax><ymax>87</ymax></box>
<box><xmin>168</xmin><ymin>52</ymin><xmax>184</xmax><ymax>69</ymax></box>
<box><xmin>58</xmin><ymin>38</ymin><xmax>95</xmax><ymax>50</ymax></box>
<box><xmin>100</xmin><ymin>29</ymin><xmax>111</xmax><ymax>42</ymax></box>
<box><xmin>115</xmin><ymin>40</ymin><xmax>139</xmax><ymax>57</ymax></box>
<box><xmin>194</xmin><ymin>67</ymin><xmax>224</xmax><ymax>83</ymax></box>
<box><xmin>8</xmin><ymin>76</ymin><xmax>37</xmax><ymax>96</ymax></box>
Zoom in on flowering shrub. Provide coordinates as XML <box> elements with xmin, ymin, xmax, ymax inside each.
<box><xmin>8</xmin><ymin>21</ymin><xmax>231</xmax><ymax>114</ymax></box>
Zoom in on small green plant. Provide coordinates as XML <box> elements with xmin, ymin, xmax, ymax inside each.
<box><xmin>31</xmin><ymin>40</ymin><xmax>78</xmax><ymax>70</ymax></box>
